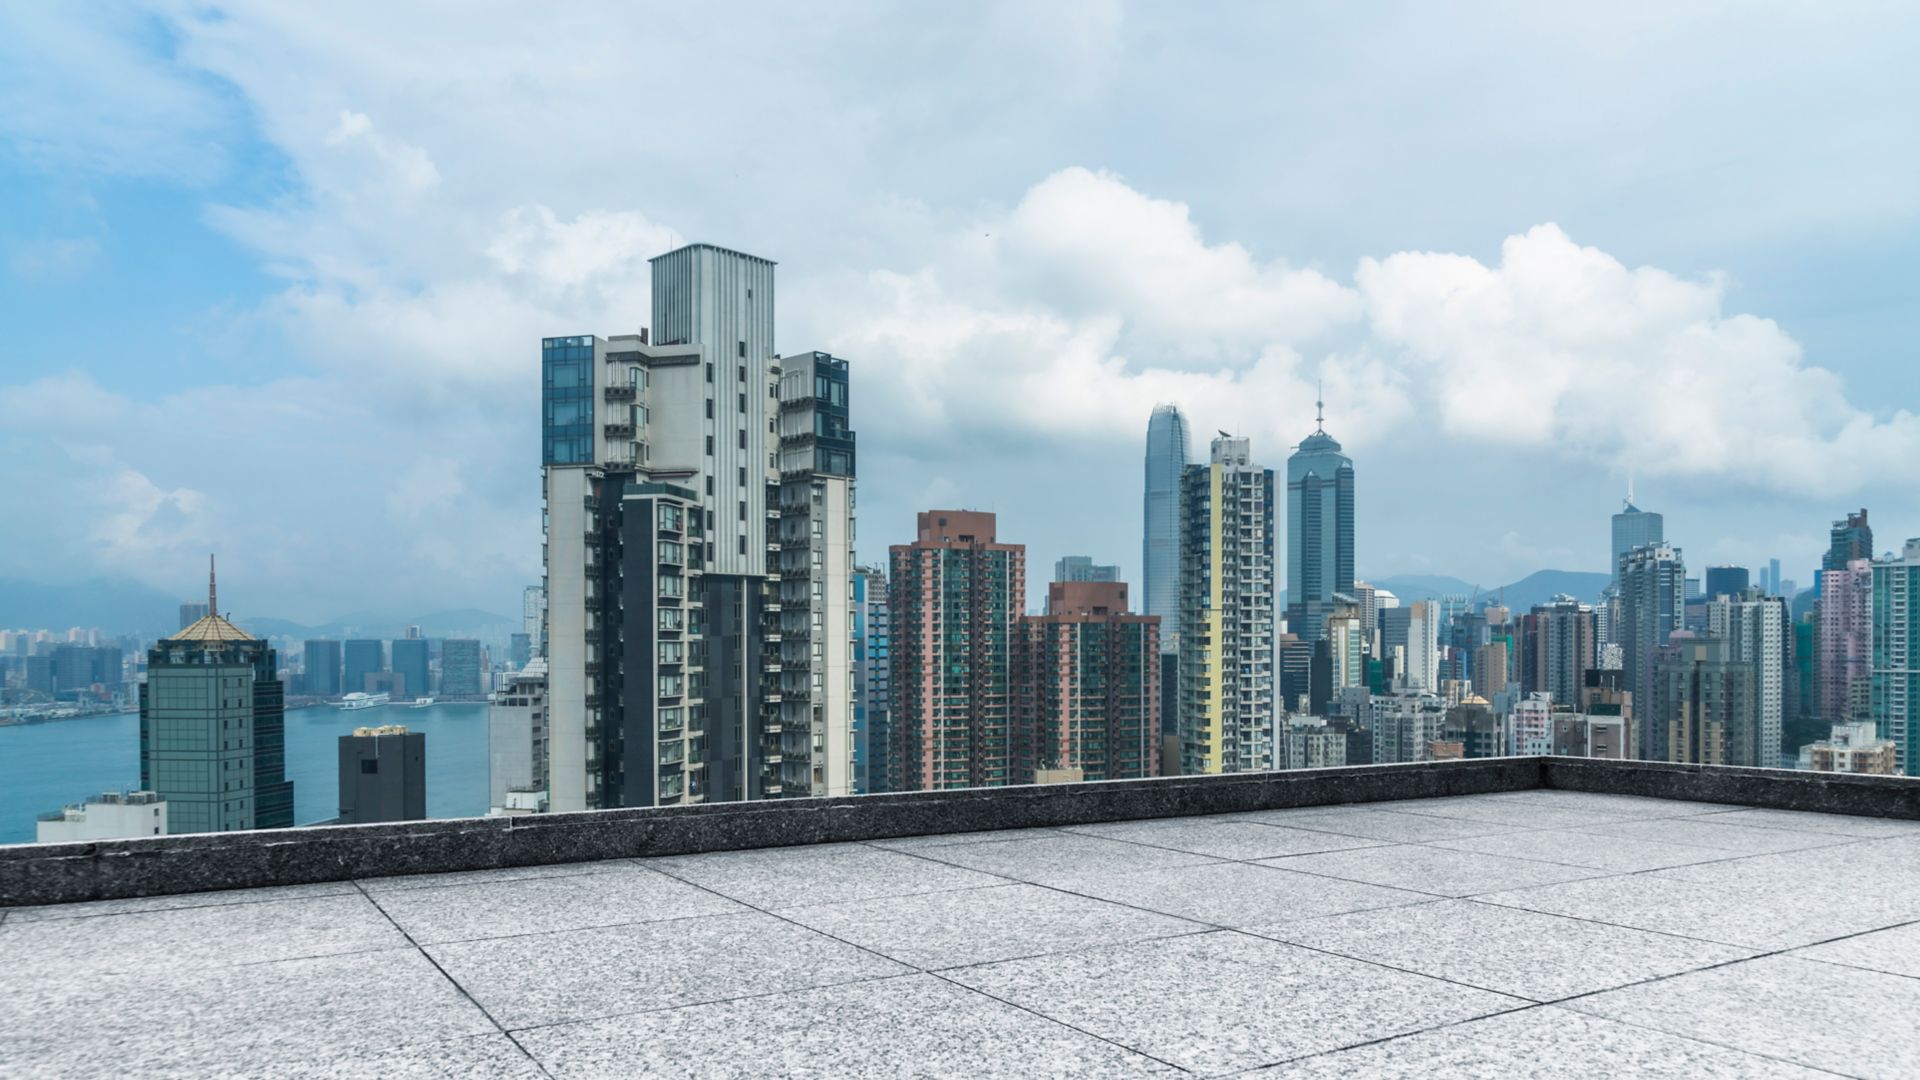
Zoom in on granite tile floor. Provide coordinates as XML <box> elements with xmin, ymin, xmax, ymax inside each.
<box><xmin>4</xmin><ymin>791</ymin><xmax>1919</xmax><ymax>1078</ymax></box>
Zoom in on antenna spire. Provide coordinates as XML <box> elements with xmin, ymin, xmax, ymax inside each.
<box><xmin>1315</xmin><ymin>380</ymin><xmax>1325</xmax><ymax>434</ymax></box>
<box><xmin>208</xmin><ymin>554</ymin><xmax>217</xmax><ymax>619</ymax></box>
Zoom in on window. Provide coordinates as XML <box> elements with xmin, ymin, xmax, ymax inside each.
<box><xmin>360</xmin><ymin>759</ymin><xmax>378</xmax><ymax>774</ymax></box>
<box><xmin>705</xmin><ymin>435</ymin><xmax>714</xmax><ymax>456</ymax></box>
<box><xmin>705</xmin><ymin>476</ymin><xmax>714</xmax><ymax>495</ymax></box>
<box><xmin>705</xmin><ymin>399</ymin><xmax>714</xmax><ymax>419</ymax></box>
<box><xmin>737</xmin><ymin>430</ymin><xmax>746</xmax><ymax>449</ymax></box>
<box><xmin>658</xmin><ymin>608</ymin><xmax>683</xmax><ymax>631</ymax></box>
<box><xmin>705</xmin><ymin>362</ymin><xmax>713</xmax><ymax>383</ymax></box>
<box><xmin>657</xmin><ymin>504</ymin><xmax>683</xmax><ymax>530</ymax></box>
<box><xmin>737</xmin><ymin>393</ymin><xmax>746</xmax><ymax>413</ymax></box>
<box><xmin>738</xmin><ymin>536</ymin><xmax>747</xmax><ymax>555</ymax></box>
<box><xmin>659</xmin><ymin>641</ymin><xmax>684</xmax><ymax>665</ymax></box>
<box><xmin>738</xmin><ymin>467</ymin><xmax>747</xmax><ymax>486</ymax></box>
<box><xmin>737</xmin><ymin>341</ymin><xmax>746</xmax><ymax>358</ymax></box>
<box><xmin>737</xmin><ymin>501</ymin><xmax>746</xmax><ymax>521</ymax></box>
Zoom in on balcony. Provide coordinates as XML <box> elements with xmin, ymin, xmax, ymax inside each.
<box><xmin>603</xmin><ymin>385</ymin><xmax>637</xmax><ymax>403</ymax></box>
<box><xmin>4</xmin><ymin>759</ymin><xmax>1919</xmax><ymax>1076</ymax></box>
<box><xmin>602</xmin><ymin>422</ymin><xmax>636</xmax><ymax>439</ymax></box>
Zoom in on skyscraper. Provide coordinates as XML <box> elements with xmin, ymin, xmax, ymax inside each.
<box><xmin>1141</xmin><ymin>404</ymin><xmax>1190</xmax><ymax>642</ymax></box>
<box><xmin>1610</xmin><ymin>498</ymin><xmax>1664</xmax><ymax>590</ymax></box>
<box><xmin>852</xmin><ymin>565</ymin><xmax>891</xmax><ymax>794</ymax></box>
<box><xmin>1826</xmin><ymin>509</ymin><xmax>1873</xmax><ymax>571</ymax></box>
<box><xmin>1704</xmin><ymin>566</ymin><xmax>1750</xmax><ymax>599</ymax></box>
<box><xmin>1654</xmin><ymin>635</ymin><xmax>1757</xmax><ymax>766</ymax></box>
<box><xmin>1871</xmin><ymin>539</ymin><xmax>1920</xmax><ymax>775</ymax></box>
<box><xmin>889</xmin><ymin>511</ymin><xmax>1025</xmax><ymax>790</ymax></box>
<box><xmin>440</xmin><ymin>639</ymin><xmax>483</xmax><ymax>699</ymax></box>
<box><xmin>1284</xmin><ymin>398</ymin><xmax>1355</xmax><ymax>643</ymax></box>
<box><xmin>522</xmin><ymin>585</ymin><xmax>546</xmax><ymax>658</ymax></box>
<box><xmin>178</xmin><ymin>602</ymin><xmax>209</xmax><ymax>630</ymax></box>
<box><xmin>140</xmin><ymin>566</ymin><xmax>293</xmax><ymax>833</ymax></box>
<box><xmin>302</xmin><ymin>639</ymin><xmax>342</xmax><ymax>699</ymax></box>
<box><xmin>390</xmin><ymin>637</ymin><xmax>429</xmax><ymax>701</ymax></box>
<box><xmin>1620</xmin><ymin>542</ymin><xmax>1686</xmax><ymax>759</ymax></box>
<box><xmin>1012</xmin><ymin>582</ymin><xmax>1160</xmax><ymax>782</ymax></box>
<box><xmin>343</xmin><ymin>639</ymin><xmax>384</xmax><ymax>696</ymax></box>
<box><xmin>775</xmin><ymin>350</ymin><xmax>857</xmax><ymax>797</ymax></box>
<box><xmin>1179</xmin><ymin>434</ymin><xmax>1276</xmax><ymax>774</ymax></box>
<box><xmin>1054</xmin><ymin>556</ymin><xmax>1120</xmax><ymax>583</ymax></box>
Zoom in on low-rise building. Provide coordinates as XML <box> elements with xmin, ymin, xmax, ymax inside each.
<box><xmin>1801</xmin><ymin>721</ymin><xmax>1899</xmax><ymax>775</ymax></box>
<box><xmin>37</xmin><ymin>791</ymin><xmax>167</xmax><ymax>843</ymax></box>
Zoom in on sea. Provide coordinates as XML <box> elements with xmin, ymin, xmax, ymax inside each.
<box><xmin>0</xmin><ymin>701</ymin><xmax>491</xmax><ymax>845</ymax></box>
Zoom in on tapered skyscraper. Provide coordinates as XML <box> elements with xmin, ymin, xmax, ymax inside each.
<box><xmin>1285</xmin><ymin>396</ymin><xmax>1355</xmax><ymax>643</ymax></box>
<box><xmin>1142</xmin><ymin>405</ymin><xmax>1190</xmax><ymax>644</ymax></box>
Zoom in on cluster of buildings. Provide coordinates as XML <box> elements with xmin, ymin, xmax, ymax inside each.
<box><xmin>0</xmin><ymin>628</ymin><xmax>135</xmax><ymax>713</ymax></box>
<box><xmin>295</xmin><ymin>631</ymin><xmax>489</xmax><ymax>702</ymax></box>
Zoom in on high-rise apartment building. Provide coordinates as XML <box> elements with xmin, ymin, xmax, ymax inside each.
<box><xmin>775</xmin><ymin>350</ymin><xmax>857</xmax><ymax>797</ymax></box>
<box><xmin>488</xmin><ymin>659</ymin><xmax>548</xmax><ymax>815</ymax></box>
<box><xmin>1871</xmin><ymin>539</ymin><xmax>1920</xmax><ymax>775</ymax></box>
<box><xmin>1178</xmin><ymin>434</ymin><xmax>1276</xmax><ymax>774</ymax></box>
<box><xmin>852</xmin><ymin>566</ymin><xmax>891</xmax><ymax>794</ymax></box>
<box><xmin>1654</xmin><ymin>635</ymin><xmax>1757</xmax><ymax>766</ymax></box>
<box><xmin>1380</xmin><ymin>601</ymin><xmax>1440</xmax><ymax>690</ymax></box>
<box><xmin>890</xmin><ymin>511</ymin><xmax>1024</xmax><ymax>790</ymax></box>
<box><xmin>1709</xmin><ymin>588</ymin><xmax>1787</xmax><ymax>767</ymax></box>
<box><xmin>1472</xmin><ymin>640</ymin><xmax>1510</xmax><ymax>699</ymax></box>
<box><xmin>1371</xmin><ymin>689</ymin><xmax>1447</xmax><ymax>764</ymax></box>
<box><xmin>440</xmin><ymin>639</ymin><xmax>483</xmax><ymax>699</ymax></box>
<box><xmin>1619</xmin><ymin>542</ymin><xmax>1685</xmax><ymax>759</ymax></box>
<box><xmin>1054</xmin><ymin>556</ymin><xmax>1120</xmax><ymax>583</ymax></box>
<box><xmin>1818</xmin><ymin>558</ymin><xmax>1874</xmax><ymax>730</ymax></box>
<box><xmin>1520</xmin><ymin>597</ymin><xmax>1596</xmax><ymax>707</ymax></box>
<box><xmin>343</xmin><ymin>639</ymin><xmax>384</xmax><ymax>696</ymax></box>
<box><xmin>140</xmin><ymin>574</ymin><xmax>293</xmax><ymax>833</ymax></box>
<box><xmin>302</xmin><ymin>639</ymin><xmax>342</xmax><ymax>699</ymax></box>
<box><xmin>1610</xmin><ymin>499</ymin><xmax>1664</xmax><ymax>590</ymax></box>
<box><xmin>1284</xmin><ymin>402</ymin><xmax>1355</xmax><ymax>643</ymax></box>
<box><xmin>1013</xmin><ymin>582</ymin><xmax>1160</xmax><ymax>782</ymax></box>
<box><xmin>541</xmin><ymin>244</ymin><xmax>850</xmax><ymax>811</ymax></box>
<box><xmin>1802</xmin><ymin>721</ymin><xmax>1897</xmax><ymax>774</ymax></box>
<box><xmin>522</xmin><ymin>585</ymin><xmax>546</xmax><ymax>658</ymax></box>
<box><xmin>391</xmin><ymin>637</ymin><xmax>430</xmax><ymax>701</ymax></box>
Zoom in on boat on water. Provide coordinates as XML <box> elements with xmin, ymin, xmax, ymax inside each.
<box><xmin>335</xmin><ymin>692</ymin><xmax>390</xmax><ymax>711</ymax></box>
<box><xmin>409</xmin><ymin>697</ymin><xmax>436</xmax><ymax>708</ymax></box>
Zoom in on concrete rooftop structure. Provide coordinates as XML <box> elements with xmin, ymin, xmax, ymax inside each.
<box><xmin>6</xmin><ymin>782</ymin><xmax>1920</xmax><ymax>1077</ymax></box>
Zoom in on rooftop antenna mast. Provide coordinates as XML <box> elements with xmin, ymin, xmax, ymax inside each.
<box><xmin>1315</xmin><ymin>380</ymin><xmax>1325</xmax><ymax>434</ymax></box>
<box><xmin>208</xmin><ymin>554</ymin><xmax>218</xmax><ymax>619</ymax></box>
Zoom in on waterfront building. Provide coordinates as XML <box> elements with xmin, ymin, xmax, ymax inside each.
<box><xmin>1818</xmin><ymin>559</ymin><xmax>1874</xmax><ymax>729</ymax></box>
<box><xmin>140</xmin><ymin>571</ymin><xmax>294</xmax><ymax>833</ymax></box>
<box><xmin>1520</xmin><ymin>596</ymin><xmax>1595</xmax><ymax>707</ymax></box>
<box><xmin>1619</xmin><ymin>542</ymin><xmax>1685</xmax><ymax>759</ymax></box>
<box><xmin>440</xmin><ymin>639</ymin><xmax>483</xmax><ymax>699</ymax></box>
<box><xmin>391</xmin><ymin>637</ymin><xmax>430</xmax><ymax>702</ymax></box>
<box><xmin>1610</xmin><ymin>498</ymin><xmax>1664</xmax><ymax>590</ymax></box>
<box><xmin>1704</xmin><ymin>565</ymin><xmax>1750</xmax><ymax>600</ymax></box>
<box><xmin>1871</xmin><ymin>539</ymin><xmax>1920</xmax><ymax>774</ymax></box>
<box><xmin>303</xmin><ymin>639</ymin><xmax>342</xmax><ymax>699</ymax></box>
<box><xmin>889</xmin><ymin>511</ymin><xmax>1024</xmax><ymax>790</ymax></box>
<box><xmin>1012</xmin><ymin>582</ymin><xmax>1160</xmax><ymax>783</ymax></box>
<box><xmin>1283</xmin><ymin>399</ymin><xmax>1355</xmax><ymax>644</ymax></box>
<box><xmin>337</xmin><ymin>725</ymin><xmax>426</xmax><ymax>824</ymax></box>
<box><xmin>35</xmin><ymin>791</ymin><xmax>167</xmax><ymax>843</ymax></box>
<box><xmin>178</xmin><ymin>602</ymin><xmax>208</xmax><ymax>630</ymax></box>
<box><xmin>488</xmin><ymin>659</ymin><xmax>548</xmax><ymax>815</ymax></box>
<box><xmin>508</xmin><ymin>633</ymin><xmax>532</xmax><ymax>670</ymax></box>
<box><xmin>852</xmin><ymin>566</ymin><xmax>891</xmax><ymax>794</ymax></box>
<box><xmin>1178</xmin><ymin>434</ymin><xmax>1276</xmax><ymax>775</ymax></box>
<box><xmin>343</xmin><ymin>639</ymin><xmax>384</xmax><ymax>696</ymax></box>
<box><xmin>1054</xmin><ymin>556</ymin><xmax>1120</xmax><ymax>583</ymax></box>
<box><xmin>775</xmin><ymin>350</ymin><xmax>857</xmax><ymax>797</ymax></box>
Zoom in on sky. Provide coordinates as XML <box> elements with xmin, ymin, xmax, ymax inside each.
<box><xmin>1</xmin><ymin>1</ymin><xmax>1916</xmax><ymax>623</ymax></box>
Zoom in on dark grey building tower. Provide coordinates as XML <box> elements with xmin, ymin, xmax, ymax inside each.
<box><xmin>1285</xmin><ymin>395</ymin><xmax>1355</xmax><ymax>643</ymax></box>
<box><xmin>337</xmin><ymin>725</ymin><xmax>426</xmax><ymax>823</ymax></box>
<box><xmin>140</xmin><ymin>560</ymin><xmax>294</xmax><ymax>832</ymax></box>
<box><xmin>391</xmin><ymin>637</ymin><xmax>430</xmax><ymax>701</ymax></box>
<box><xmin>303</xmin><ymin>639</ymin><xmax>342</xmax><ymax>698</ymax></box>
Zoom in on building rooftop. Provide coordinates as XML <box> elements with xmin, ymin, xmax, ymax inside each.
<box><xmin>5</xmin><ymin>774</ymin><xmax>1919</xmax><ymax>1077</ymax></box>
<box><xmin>165</xmin><ymin>612</ymin><xmax>257</xmax><ymax>644</ymax></box>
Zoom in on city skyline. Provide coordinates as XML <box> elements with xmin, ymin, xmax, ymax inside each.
<box><xmin>3</xmin><ymin>6</ymin><xmax>1919</xmax><ymax>622</ymax></box>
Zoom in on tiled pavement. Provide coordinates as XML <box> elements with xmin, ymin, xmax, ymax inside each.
<box><xmin>5</xmin><ymin>790</ymin><xmax>1920</xmax><ymax>1077</ymax></box>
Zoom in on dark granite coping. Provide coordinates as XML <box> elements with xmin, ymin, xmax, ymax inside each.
<box><xmin>4</xmin><ymin>756</ymin><xmax>1916</xmax><ymax>907</ymax></box>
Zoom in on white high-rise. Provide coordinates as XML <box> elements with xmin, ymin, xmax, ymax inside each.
<box><xmin>1709</xmin><ymin>588</ymin><xmax>1787</xmax><ymax>768</ymax></box>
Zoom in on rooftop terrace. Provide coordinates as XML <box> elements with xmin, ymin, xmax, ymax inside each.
<box><xmin>4</xmin><ymin>760</ymin><xmax>1920</xmax><ymax>1077</ymax></box>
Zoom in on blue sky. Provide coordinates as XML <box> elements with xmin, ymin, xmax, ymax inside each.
<box><xmin>2</xmin><ymin>1</ymin><xmax>1917</xmax><ymax>622</ymax></box>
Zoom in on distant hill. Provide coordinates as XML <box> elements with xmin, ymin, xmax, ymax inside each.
<box><xmin>1367</xmin><ymin>570</ymin><xmax>1610</xmax><ymax>611</ymax></box>
<box><xmin>0</xmin><ymin>577</ymin><xmax>183</xmax><ymax>636</ymax></box>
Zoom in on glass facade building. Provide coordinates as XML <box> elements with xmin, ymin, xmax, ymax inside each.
<box><xmin>542</xmin><ymin>336</ymin><xmax>595</xmax><ymax>466</ymax></box>
<box><xmin>1141</xmin><ymin>405</ymin><xmax>1190</xmax><ymax>647</ymax></box>
<box><xmin>1285</xmin><ymin>412</ymin><xmax>1355</xmax><ymax>644</ymax></box>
